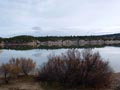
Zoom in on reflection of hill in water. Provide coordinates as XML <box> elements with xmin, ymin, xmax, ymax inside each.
<box><xmin>0</xmin><ymin>45</ymin><xmax>105</xmax><ymax>50</ymax></box>
<box><xmin>0</xmin><ymin>44</ymin><xmax>120</xmax><ymax>50</ymax></box>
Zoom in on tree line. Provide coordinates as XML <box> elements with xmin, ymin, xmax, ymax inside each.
<box><xmin>0</xmin><ymin>33</ymin><xmax>120</xmax><ymax>44</ymax></box>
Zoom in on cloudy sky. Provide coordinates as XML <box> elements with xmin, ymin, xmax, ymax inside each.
<box><xmin>0</xmin><ymin>0</ymin><xmax>120</xmax><ymax>37</ymax></box>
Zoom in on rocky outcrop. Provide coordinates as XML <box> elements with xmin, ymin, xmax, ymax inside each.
<box><xmin>37</xmin><ymin>40</ymin><xmax>120</xmax><ymax>47</ymax></box>
<box><xmin>104</xmin><ymin>40</ymin><xmax>120</xmax><ymax>45</ymax></box>
<box><xmin>1</xmin><ymin>39</ymin><xmax>120</xmax><ymax>47</ymax></box>
<box><xmin>62</xmin><ymin>40</ymin><xmax>78</xmax><ymax>46</ymax></box>
<box><xmin>79</xmin><ymin>40</ymin><xmax>120</xmax><ymax>46</ymax></box>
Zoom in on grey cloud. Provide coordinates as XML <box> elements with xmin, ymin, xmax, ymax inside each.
<box><xmin>0</xmin><ymin>0</ymin><xmax>120</xmax><ymax>37</ymax></box>
<box><xmin>32</xmin><ymin>26</ymin><xmax>42</xmax><ymax>30</ymax></box>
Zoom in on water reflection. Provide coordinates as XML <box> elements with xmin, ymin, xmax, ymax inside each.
<box><xmin>0</xmin><ymin>46</ymin><xmax>120</xmax><ymax>72</ymax></box>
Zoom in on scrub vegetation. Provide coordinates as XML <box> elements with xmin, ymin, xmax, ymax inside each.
<box><xmin>0</xmin><ymin>49</ymin><xmax>115</xmax><ymax>90</ymax></box>
<box><xmin>37</xmin><ymin>49</ymin><xmax>113</xmax><ymax>88</ymax></box>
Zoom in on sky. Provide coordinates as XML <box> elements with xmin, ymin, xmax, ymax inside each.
<box><xmin>0</xmin><ymin>0</ymin><xmax>120</xmax><ymax>37</ymax></box>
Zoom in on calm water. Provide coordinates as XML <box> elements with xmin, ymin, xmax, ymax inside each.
<box><xmin>0</xmin><ymin>46</ymin><xmax>120</xmax><ymax>72</ymax></box>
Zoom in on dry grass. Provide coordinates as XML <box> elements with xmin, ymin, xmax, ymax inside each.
<box><xmin>0</xmin><ymin>75</ymin><xmax>42</xmax><ymax>90</ymax></box>
<box><xmin>0</xmin><ymin>73</ymin><xmax>119</xmax><ymax>90</ymax></box>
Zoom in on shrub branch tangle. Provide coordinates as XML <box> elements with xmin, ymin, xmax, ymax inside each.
<box><xmin>37</xmin><ymin>49</ymin><xmax>113</xmax><ymax>87</ymax></box>
<box><xmin>0</xmin><ymin>58</ymin><xmax>36</xmax><ymax>83</ymax></box>
<box><xmin>0</xmin><ymin>63</ymin><xmax>11</xmax><ymax>83</ymax></box>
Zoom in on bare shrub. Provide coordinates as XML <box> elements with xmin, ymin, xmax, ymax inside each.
<box><xmin>18</xmin><ymin>58</ymin><xmax>36</xmax><ymax>75</ymax></box>
<box><xmin>0</xmin><ymin>63</ymin><xmax>11</xmax><ymax>83</ymax></box>
<box><xmin>9</xmin><ymin>58</ymin><xmax>36</xmax><ymax>76</ymax></box>
<box><xmin>37</xmin><ymin>49</ymin><xmax>113</xmax><ymax>88</ymax></box>
<box><xmin>0</xmin><ymin>57</ymin><xmax>36</xmax><ymax>83</ymax></box>
<box><xmin>115</xmin><ymin>85</ymin><xmax>120</xmax><ymax>90</ymax></box>
<box><xmin>38</xmin><ymin>55</ymin><xmax>66</xmax><ymax>82</ymax></box>
<box><xmin>9</xmin><ymin>58</ymin><xmax>21</xmax><ymax>77</ymax></box>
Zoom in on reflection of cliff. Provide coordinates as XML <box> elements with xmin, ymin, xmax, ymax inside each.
<box><xmin>0</xmin><ymin>40</ymin><xmax>120</xmax><ymax>50</ymax></box>
<box><xmin>1</xmin><ymin>40</ymin><xmax>120</xmax><ymax>47</ymax></box>
<box><xmin>36</xmin><ymin>40</ymin><xmax>120</xmax><ymax>46</ymax></box>
<box><xmin>17</xmin><ymin>40</ymin><xmax>120</xmax><ymax>47</ymax></box>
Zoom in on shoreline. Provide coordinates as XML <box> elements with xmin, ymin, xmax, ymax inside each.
<box><xmin>0</xmin><ymin>73</ymin><xmax>120</xmax><ymax>90</ymax></box>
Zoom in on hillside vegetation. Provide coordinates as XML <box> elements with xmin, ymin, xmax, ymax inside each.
<box><xmin>0</xmin><ymin>34</ymin><xmax>120</xmax><ymax>50</ymax></box>
<box><xmin>0</xmin><ymin>33</ymin><xmax>120</xmax><ymax>43</ymax></box>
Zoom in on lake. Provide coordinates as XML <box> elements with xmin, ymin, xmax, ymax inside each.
<box><xmin>0</xmin><ymin>46</ymin><xmax>120</xmax><ymax>72</ymax></box>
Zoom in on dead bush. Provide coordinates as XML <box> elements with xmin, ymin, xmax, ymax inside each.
<box><xmin>9</xmin><ymin>58</ymin><xmax>21</xmax><ymax>77</ymax></box>
<box><xmin>18</xmin><ymin>58</ymin><xmax>36</xmax><ymax>75</ymax></box>
<box><xmin>0</xmin><ymin>63</ymin><xmax>11</xmax><ymax>83</ymax></box>
<box><xmin>9</xmin><ymin>58</ymin><xmax>36</xmax><ymax>76</ymax></box>
<box><xmin>37</xmin><ymin>49</ymin><xmax>113</xmax><ymax>88</ymax></box>
<box><xmin>0</xmin><ymin>58</ymin><xmax>36</xmax><ymax>83</ymax></box>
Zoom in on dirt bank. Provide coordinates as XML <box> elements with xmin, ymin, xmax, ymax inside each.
<box><xmin>0</xmin><ymin>73</ymin><xmax>120</xmax><ymax>90</ymax></box>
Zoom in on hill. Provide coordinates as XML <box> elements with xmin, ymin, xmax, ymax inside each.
<box><xmin>0</xmin><ymin>33</ymin><xmax>120</xmax><ymax>49</ymax></box>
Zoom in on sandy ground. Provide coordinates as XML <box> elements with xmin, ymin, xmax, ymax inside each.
<box><xmin>0</xmin><ymin>76</ymin><xmax>43</xmax><ymax>90</ymax></box>
<box><xmin>0</xmin><ymin>82</ymin><xmax>42</xmax><ymax>90</ymax></box>
<box><xmin>0</xmin><ymin>73</ymin><xmax>120</xmax><ymax>90</ymax></box>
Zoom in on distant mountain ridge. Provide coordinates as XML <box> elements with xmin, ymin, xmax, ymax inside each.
<box><xmin>1</xmin><ymin>33</ymin><xmax>120</xmax><ymax>39</ymax></box>
<box><xmin>100</xmin><ymin>33</ymin><xmax>120</xmax><ymax>37</ymax></box>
